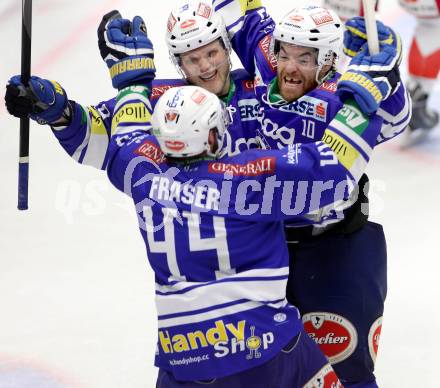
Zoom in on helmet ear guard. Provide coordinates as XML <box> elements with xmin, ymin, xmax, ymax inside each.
<box><xmin>272</xmin><ymin>6</ymin><xmax>343</xmax><ymax>83</ymax></box>
<box><xmin>151</xmin><ymin>86</ymin><xmax>229</xmax><ymax>158</ymax></box>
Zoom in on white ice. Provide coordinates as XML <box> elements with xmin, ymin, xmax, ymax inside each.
<box><xmin>0</xmin><ymin>0</ymin><xmax>439</xmax><ymax>387</ymax></box>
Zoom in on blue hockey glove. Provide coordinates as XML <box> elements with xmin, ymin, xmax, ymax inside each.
<box><xmin>343</xmin><ymin>17</ymin><xmax>401</xmax><ymax>59</ymax></box>
<box><xmin>97</xmin><ymin>11</ymin><xmax>155</xmax><ymax>90</ymax></box>
<box><xmin>5</xmin><ymin>75</ymin><xmax>69</xmax><ymax>124</ymax></box>
<box><xmin>337</xmin><ymin>38</ymin><xmax>401</xmax><ymax>115</ymax></box>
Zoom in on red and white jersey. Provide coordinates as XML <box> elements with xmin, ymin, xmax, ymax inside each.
<box><xmin>322</xmin><ymin>0</ymin><xmax>378</xmax><ymax>20</ymax></box>
<box><xmin>408</xmin><ymin>17</ymin><xmax>440</xmax><ymax>81</ymax></box>
<box><xmin>398</xmin><ymin>0</ymin><xmax>440</xmax><ymax>18</ymax></box>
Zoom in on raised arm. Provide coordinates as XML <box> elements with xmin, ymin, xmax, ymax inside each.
<box><xmin>342</xmin><ymin>16</ymin><xmax>411</xmax><ymax>143</ymax></box>
<box><xmin>213</xmin><ymin>0</ymin><xmax>276</xmax><ymax>81</ymax></box>
<box><xmin>5</xmin><ymin>73</ymin><xmax>115</xmax><ymax>170</ymax></box>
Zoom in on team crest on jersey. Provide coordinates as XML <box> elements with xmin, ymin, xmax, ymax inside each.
<box><xmin>368</xmin><ymin>316</ymin><xmax>382</xmax><ymax>363</ymax></box>
<box><xmin>135</xmin><ymin>140</ymin><xmax>166</xmax><ymax>164</ymax></box>
<box><xmin>258</xmin><ymin>35</ymin><xmax>277</xmax><ymax>72</ymax></box>
<box><xmin>303</xmin><ymin>363</ymin><xmax>342</xmax><ymax>388</ymax></box>
<box><xmin>311</xmin><ymin>9</ymin><xmax>334</xmax><ymax>26</ymax></box>
<box><xmin>197</xmin><ymin>2</ymin><xmax>211</xmax><ymax>18</ymax></box>
<box><xmin>303</xmin><ymin>312</ymin><xmax>358</xmax><ymax>364</ymax></box>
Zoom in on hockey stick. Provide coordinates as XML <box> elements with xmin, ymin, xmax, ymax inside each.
<box><xmin>18</xmin><ymin>0</ymin><xmax>32</xmax><ymax>210</ymax></box>
<box><xmin>362</xmin><ymin>0</ymin><xmax>379</xmax><ymax>55</ymax></box>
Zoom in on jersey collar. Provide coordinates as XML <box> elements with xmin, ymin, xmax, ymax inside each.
<box><xmin>268</xmin><ymin>77</ymin><xmax>287</xmax><ymax>105</ymax></box>
<box><xmin>219</xmin><ymin>77</ymin><xmax>236</xmax><ymax>105</ymax></box>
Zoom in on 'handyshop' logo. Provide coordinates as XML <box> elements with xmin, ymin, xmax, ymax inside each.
<box><xmin>158</xmin><ymin>320</ymin><xmax>274</xmax><ymax>359</ymax></box>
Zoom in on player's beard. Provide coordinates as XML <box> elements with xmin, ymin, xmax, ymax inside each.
<box><xmin>277</xmin><ymin>67</ymin><xmax>318</xmax><ymax>103</ymax></box>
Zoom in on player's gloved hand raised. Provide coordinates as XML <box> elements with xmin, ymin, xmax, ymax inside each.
<box><xmin>336</xmin><ymin>38</ymin><xmax>401</xmax><ymax>115</ymax></box>
<box><xmin>98</xmin><ymin>10</ymin><xmax>156</xmax><ymax>90</ymax></box>
<box><xmin>343</xmin><ymin>17</ymin><xmax>402</xmax><ymax>65</ymax></box>
<box><xmin>5</xmin><ymin>75</ymin><xmax>69</xmax><ymax>125</ymax></box>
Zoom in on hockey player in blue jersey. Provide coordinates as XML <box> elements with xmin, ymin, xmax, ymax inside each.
<box><xmin>6</xmin><ymin>65</ymin><xmax>386</xmax><ymax>386</ymax></box>
<box><xmin>107</xmin><ymin>84</ymin><xmax>379</xmax><ymax>386</ymax></box>
<box><xmin>212</xmin><ymin>2</ymin><xmax>411</xmax><ymax>387</ymax></box>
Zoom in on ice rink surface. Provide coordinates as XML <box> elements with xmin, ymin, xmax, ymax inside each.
<box><xmin>0</xmin><ymin>0</ymin><xmax>439</xmax><ymax>387</ymax></box>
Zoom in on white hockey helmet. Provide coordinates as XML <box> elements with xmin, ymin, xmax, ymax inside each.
<box><xmin>151</xmin><ymin>86</ymin><xmax>229</xmax><ymax>158</ymax></box>
<box><xmin>166</xmin><ymin>1</ymin><xmax>231</xmax><ymax>75</ymax></box>
<box><xmin>273</xmin><ymin>5</ymin><xmax>343</xmax><ymax>81</ymax></box>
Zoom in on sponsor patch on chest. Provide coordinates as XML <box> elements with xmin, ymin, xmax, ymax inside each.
<box><xmin>278</xmin><ymin>96</ymin><xmax>328</xmax><ymax>122</ymax></box>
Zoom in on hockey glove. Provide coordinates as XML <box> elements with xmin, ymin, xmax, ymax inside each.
<box><xmin>343</xmin><ymin>17</ymin><xmax>402</xmax><ymax>66</ymax></box>
<box><xmin>97</xmin><ymin>11</ymin><xmax>155</xmax><ymax>90</ymax></box>
<box><xmin>5</xmin><ymin>75</ymin><xmax>69</xmax><ymax>125</ymax></box>
<box><xmin>337</xmin><ymin>40</ymin><xmax>401</xmax><ymax>115</ymax></box>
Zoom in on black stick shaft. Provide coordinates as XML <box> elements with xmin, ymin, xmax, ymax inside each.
<box><xmin>18</xmin><ymin>0</ymin><xmax>32</xmax><ymax>210</ymax></box>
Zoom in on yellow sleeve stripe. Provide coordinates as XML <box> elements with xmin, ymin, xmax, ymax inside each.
<box><xmin>88</xmin><ymin>107</ymin><xmax>107</xmax><ymax>135</ymax></box>
<box><xmin>239</xmin><ymin>0</ymin><xmax>262</xmax><ymax>15</ymax></box>
<box><xmin>111</xmin><ymin>102</ymin><xmax>152</xmax><ymax>135</ymax></box>
<box><xmin>322</xmin><ymin>129</ymin><xmax>360</xmax><ymax>170</ymax></box>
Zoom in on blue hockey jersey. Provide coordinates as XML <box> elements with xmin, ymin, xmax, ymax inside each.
<box><xmin>102</xmin><ymin>85</ymin><xmax>382</xmax><ymax>380</ymax></box>
<box><xmin>213</xmin><ymin>0</ymin><xmax>411</xmax><ymax>230</ymax></box>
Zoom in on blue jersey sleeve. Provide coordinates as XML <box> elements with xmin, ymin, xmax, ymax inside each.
<box><xmin>51</xmin><ymin>98</ymin><xmax>116</xmax><ymax>170</ymax></box>
<box><xmin>105</xmin><ymin>87</ymin><xmax>157</xmax><ymax>194</ymax></box>
<box><xmin>50</xmin><ymin>79</ymin><xmax>185</xmax><ymax>171</ymax></box>
<box><xmin>214</xmin><ymin>0</ymin><xmax>276</xmax><ymax>80</ymax></box>
<box><xmin>376</xmin><ymin>81</ymin><xmax>411</xmax><ymax>143</ymax></box>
